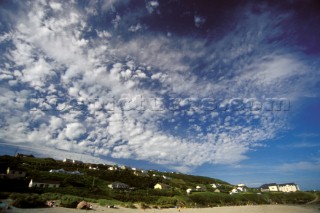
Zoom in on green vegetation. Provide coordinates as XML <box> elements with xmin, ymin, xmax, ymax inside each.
<box><xmin>0</xmin><ymin>155</ymin><xmax>317</xmax><ymax>209</ymax></box>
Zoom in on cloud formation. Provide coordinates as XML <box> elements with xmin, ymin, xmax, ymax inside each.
<box><xmin>0</xmin><ymin>0</ymin><xmax>319</xmax><ymax>172</ymax></box>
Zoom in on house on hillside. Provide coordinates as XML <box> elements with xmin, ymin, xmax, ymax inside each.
<box><xmin>63</xmin><ymin>158</ymin><xmax>83</xmax><ymax>164</ymax></box>
<box><xmin>29</xmin><ymin>179</ymin><xmax>60</xmax><ymax>188</ymax></box>
<box><xmin>260</xmin><ymin>183</ymin><xmax>279</xmax><ymax>192</ymax></box>
<box><xmin>236</xmin><ymin>184</ymin><xmax>247</xmax><ymax>192</ymax></box>
<box><xmin>229</xmin><ymin>188</ymin><xmax>239</xmax><ymax>194</ymax></box>
<box><xmin>210</xmin><ymin>183</ymin><xmax>217</xmax><ymax>188</ymax></box>
<box><xmin>108</xmin><ymin>166</ymin><xmax>118</xmax><ymax>171</ymax></box>
<box><xmin>154</xmin><ymin>183</ymin><xmax>171</xmax><ymax>190</ymax></box>
<box><xmin>195</xmin><ymin>185</ymin><xmax>206</xmax><ymax>192</ymax></box>
<box><xmin>133</xmin><ymin>171</ymin><xmax>149</xmax><ymax>177</ymax></box>
<box><xmin>108</xmin><ymin>182</ymin><xmax>129</xmax><ymax>189</ymax></box>
<box><xmin>186</xmin><ymin>188</ymin><xmax>193</xmax><ymax>194</ymax></box>
<box><xmin>49</xmin><ymin>168</ymin><xmax>65</xmax><ymax>173</ymax></box>
<box><xmin>89</xmin><ymin>165</ymin><xmax>99</xmax><ymax>170</ymax></box>
<box><xmin>121</xmin><ymin>165</ymin><xmax>130</xmax><ymax>170</ymax></box>
<box><xmin>278</xmin><ymin>183</ymin><xmax>300</xmax><ymax>192</ymax></box>
<box><xmin>162</xmin><ymin>175</ymin><xmax>172</xmax><ymax>180</ymax></box>
<box><xmin>63</xmin><ymin>158</ymin><xmax>73</xmax><ymax>163</ymax></box>
<box><xmin>6</xmin><ymin>167</ymin><xmax>26</xmax><ymax>179</ymax></box>
<box><xmin>15</xmin><ymin>153</ymin><xmax>34</xmax><ymax>158</ymax></box>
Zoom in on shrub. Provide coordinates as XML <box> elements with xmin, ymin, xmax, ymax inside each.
<box><xmin>40</xmin><ymin>192</ymin><xmax>61</xmax><ymax>201</ymax></box>
<box><xmin>10</xmin><ymin>193</ymin><xmax>46</xmax><ymax>208</ymax></box>
<box><xmin>156</xmin><ymin>197</ymin><xmax>178</xmax><ymax>207</ymax></box>
<box><xmin>60</xmin><ymin>195</ymin><xmax>81</xmax><ymax>208</ymax></box>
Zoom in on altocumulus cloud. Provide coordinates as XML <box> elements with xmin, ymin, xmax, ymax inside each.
<box><xmin>0</xmin><ymin>0</ymin><xmax>319</xmax><ymax>172</ymax></box>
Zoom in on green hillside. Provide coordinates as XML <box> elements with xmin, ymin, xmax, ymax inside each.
<box><xmin>0</xmin><ymin>155</ymin><xmax>316</xmax><ymax>209</ymax></box>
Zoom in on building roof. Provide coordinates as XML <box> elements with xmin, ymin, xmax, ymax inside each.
<box><xmin>259</xmin><ymin>183</ymin><xmax>278</xmax><ymax>189</ymax></box>
<box><xmin>278</xmin><ymin>183</ymin><xmax>296</xmax><ymax>186</ymax></box>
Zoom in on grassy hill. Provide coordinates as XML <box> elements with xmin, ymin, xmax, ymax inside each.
<box><xmin>0</xmin><ymin>155</ymin><xmax>317</xmax><ymax>208</ymax></box>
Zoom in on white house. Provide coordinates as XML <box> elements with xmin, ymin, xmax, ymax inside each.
<box><xmin>63</xmin><ymin>159</ymin><xmax>83</xmax><ymax>164</ymax></box>
<box><xmin>210</xmin><ymin>183</ymin><xmax>217</xmax><ymax>189</ymax></box>
<box><xmin>154</xmin><ymin>183</ymin><xmax>171</xmax><ymax>190</ymax></box>
<box><xmin>89</xmin><ymin>166</ymin><xmax>99</xmax><ymax>170</ymax></box>
<box><xmin>63</xmin><ymin>158</ymin><xmax>73</xmax><ymax>163</ymax></box>
<box><xmin>236</xmin><ymin>184</ymin><xmax>247</xmax><ymax>192</ymax></box>
<box><xmin>278</xmin><ymin>183</ymin><xmax>300</xmax><ymax>192</ymax></box>
<box><xmin>29</xmin><ymin>179</ymin><xmax>60</xmax><ymax>188</ymax></box>
<box><xmin>260</xmin><ymin>183</ymin><xmax>300</xmax><ymax>192</ymax></box>
<box><xmin>108</xmin><ymin>182</ymin><xmax>129</xmax><ymax>189</ymax></box>
<box><xmin>162</xmin><ymin>175</ymin><xmax>172</xmax><ymax>180</ymax></box>
<box><xmin>230</xmin><ymin>188</ymin><xmax>239</xmax><ymax>194</ymax></box>
<box><xmin>260</xmin><ymin>183</ymin><xmax>279</xmax><ymax>192</ymax></box>
<box><xmin>6</xmin><ymin>167</ymin><xmax>26</xmax><ymax>179</ymax></box>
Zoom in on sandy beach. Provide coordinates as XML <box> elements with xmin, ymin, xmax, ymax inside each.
<box><xmin>5</xmin><ymin>204</ymin><xmax>319</xmax><ymax>213</ymax></box>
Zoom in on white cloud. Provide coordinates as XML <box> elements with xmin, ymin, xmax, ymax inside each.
<box><xmin>194</xmin><ymin>15</ymin><xmax>206</xmax><ymax>28</ymax></box>
<box><xmin>65</xmin><ymin>123</ymin><xmax>86</xmax><ymax>140</ymax></box>
<box><xmin>0</xmin><ymin>1</ymin><xmax>319</xmax><ymax>173</ymax></box>
<box><xmin>146</xmin><ymin>0</ymin><xmax>159</xmax><ymax>14</ymax></box>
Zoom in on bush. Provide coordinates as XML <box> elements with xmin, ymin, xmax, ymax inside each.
<box><xmin>60</xmin><ymin>195</ymin><xmax>81</xmax><ymax>208</ymax></box>
<box><xmin>10</xmin><ymin>193</ymin><xmax>46</xmax><ymax>208</ymax></box>
<box><xmin>0</xmin><ymin>192</ymin><xmax>10</xmax><ymax>199</ymax></box>
<box><xmin>156</xmin><ymin>197</ymin><xmax>178</xmax><ymax>207</ymax></box>
<box><xmin>40</xmin><ymin>192</ymin><xmax>61</xmax><ymax>201</ymax></box>
<box><xmin>139</xmin><ymin>202</ymin><xmax>149</xmax><ymax>209</ymax></box>
<box><xmin>121</xmin><ymin>202</ymin><xmax>136</xmax><ymax>208</ymax></box>
<box><xmin>267</xmin><ymin>192</ymin><xmax>315</xmax><ymax>204</ymax></box>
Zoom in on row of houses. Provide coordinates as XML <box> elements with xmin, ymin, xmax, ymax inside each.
<box><xmin>107</xmin><ymin>182</ymin><xmax>173</xmax><ymax>190</ymax></box>
<box><xmin>259</xmin><ymin>183</ymin><xmax>300</xmax><ymax>193</ymax></box>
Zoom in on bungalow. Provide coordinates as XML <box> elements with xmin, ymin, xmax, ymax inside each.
<box><xmin>72</xmin><ymin>160</ymin><xmax>83</xmax><ymax>164</ymax></box>
<box><xmin>154</xmin><ymin>183</ymin><xmax>171</xmax><ymax>190</ymax></box>
<box><xmin>108</xmin><ymin>166</ymin><xmax>118</xmax><ymax>171</ymax></box>
<box><xmin>63</xmin><ymin>158</ymin><xmax>73</xmax><ymax>163</ymax></box>
<box><xmin>210</xmin><ymin>183</ymin><xmax>217</xmax><ymax>189</ymax></box>
<box><xmin>49</xmin><ymin>168</ymin><xmax>65</xmax><ymax>173</ymax></box>
<box><xmin>121</xmin><ymin>166</ymin><xmax>130</xmax><ymax>170</ymax></box>
<box><xmin>62</xmin><ymin>158</ymin><xmax>83</xmax><ymax>164</ymax></box>
<box><xmin>89</xmin><ymin>166</ymin><xmax>99</xmax><ymax>170</ymax></box>
<box><xmin>260</xmin><ymin>183</ymin><xmax>279</xmax><ymax>192</ymax></box>
<box><xmin>237</xmin><ymin>184</ymin><xmax>247</xmax><ymax>192</ymax></box>
<box><xmin>29</xmin><ymin>179</ymin><xmax>60</xmax><ymax>188</ymax></box>
<box><xmin>162</xmin><ymin>175</ymin><xmax>172</xmax><ymax>180</ymax></box>
<box><xmin>6</xmin><ymin>167</ymin><xmax>26</xmax><ymax>179</ymax></box>
<box><xmin>230</xmin><ymin>188</ymin><xmax>239</xmax><ymax>194</ymax></box>
<box><xmin>278</xmin><ymin>183</ymin><xmax>300</xmax><ymax>192</ymax></box>
<box><xmin>195</xmin><ymin>185</ymin><xmax>206</xmax><ymax>192</ymax></box>
<box><xmin>133</xmin><ymin>171</ymin><xmax>149</xmax><ymax>177</ymax></box>
<box><xmin>108</xmin><ymin>182</ymin><xmax>129</xmax><ymax>190</ymax></box>
<box><xmin>15</xmin><ymin>153</ymin><xmax>35</xmax><ymax>158</ymax></box>
<box><xmin>186</xmin><ymin>188</ymin><xmax>193</xmax><ymax>194</ymax></box>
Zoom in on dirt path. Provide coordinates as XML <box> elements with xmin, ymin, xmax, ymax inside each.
<box><xmin>307</xmin><ymin>193</ymin><xmax>319</xmax><ymax>205</ymax></box>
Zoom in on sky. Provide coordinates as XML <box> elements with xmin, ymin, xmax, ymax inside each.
<box><xmin>0</xmin><ymin>0</ymin><xmax>320</xmax><ymax>190</ymax></box>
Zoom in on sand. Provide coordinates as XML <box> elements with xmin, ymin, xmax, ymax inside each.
<box><xmin>4</xmin><ymin>204</ymin><xmax>320</xmax><ymax>213</ymax></box>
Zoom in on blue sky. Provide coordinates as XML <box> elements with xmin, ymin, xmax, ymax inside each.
<box><xmin>0</xmin><ymin>0</ymin><xmax>320</xmax><ymax>190</ymax></box>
